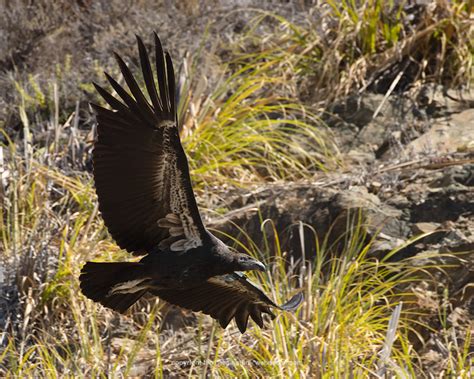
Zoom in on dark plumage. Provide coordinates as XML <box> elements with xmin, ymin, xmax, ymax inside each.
<box><xmin>79</xmin><ymin>32</ymin><xmax>303</xmax><ymax>333</ymax></box>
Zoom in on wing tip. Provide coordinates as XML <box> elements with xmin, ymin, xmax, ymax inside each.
<box><xmin>92</xmin><ymin>81</ymin><xmax>105</xmax><ymax>93</ymax></box>
<box><xmin>103</xmin><ymin>71</ymin><xmax>114</xmax><ymax>83</ymax></box>
<box><xmin>153</xmin><ymin>31</ymin><xmax>161</xmax><ymax>46</ymax></box>
<box><xmin>113</xmin><ymin>52</ymin><xmax>128</xmax><ymax>72</ymax></box>
<box><xmin>112</xmin><ymin>50</ymin><xmax>126</xmax><ymax>62</ymax></box>
<box><xmin>280</xmin><ymin>292</ymin><xmax>304</xmax><ymax>312</ymax></box>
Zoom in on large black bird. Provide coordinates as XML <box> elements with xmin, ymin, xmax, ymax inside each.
<box><xmin>79</xmin><ymin>33</ymin><xmax>303</xmax><ymax>333</ymax></box>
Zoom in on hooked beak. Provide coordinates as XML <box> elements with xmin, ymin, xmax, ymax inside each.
<box><xmin>246</xmin><ymin>259</ymin><xmax>266</xmax><ymax>272</ymax></box>
<box><xmin>234</xmin><ymin>253</ymin><xmax>267</xmax><ymax>272</ymax></box>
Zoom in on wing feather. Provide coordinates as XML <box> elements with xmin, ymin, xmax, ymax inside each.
<box><xmin>234</xmin><ymin>303</ymin><xmax>250</xmax><ymax>334</ymax></box>
<box><xmin>165</xmin><ymin>52</ymin><xmax>176</xmax><ymax>116</ymax></box>
<box><xmin>154</xmin><ymin>32</ymin><xmax>170</xmax><ymax>115</ymax></box>
<box><xmin>92</xmin><ymin>84</ymin><xmax>134</xmax><ymax>118</ymax></box>
<box><xmin>92</xmin><ymin>33</ymin><xmax>208</xmax><ymax>255</ymax></box>
<box><xmin>112</xmin><ymin>52</ymin><xmax>156</xmax><ymax>122</ymax></box>
<box><xmin>152</xmin><ymin>273</ymin><xmax>303</xmax><ymax>333</ymax></box>
<box><xmin>137</xmin><ymin>35</ymin><xmax>162</xmax><ymax>112</ymax></box>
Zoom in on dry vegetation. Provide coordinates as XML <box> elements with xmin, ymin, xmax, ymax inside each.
<box><xmin>1</xmin><ymin>0</ymin><xmax>473</xmax><ymax>377</ymax></box>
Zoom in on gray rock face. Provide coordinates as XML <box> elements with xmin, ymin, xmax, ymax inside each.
<box><xmin>208</xmin><ymin>162</ymin><xmax>473</xmax><ymax>261</ymax></box>
<box><xmin>407</xmin><ymin>109</ymin><xmax>474</xmax><ymax>156</ymax></box>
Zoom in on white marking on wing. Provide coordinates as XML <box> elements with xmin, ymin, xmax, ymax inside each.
<box><xmin>155</xmin><ymin>126</ymin><xmax>174</xmax><ymax>201</ymax></box>
<box><xmin>170</xmin><ymin>239</ymin><xmax>187</xmax><ymax>251</ymax></box>
<box><xmin>108</xmin><ymin>279</ymin><xmax>150</xmax><ymax>295</ymax></box>
<box><xmin>169</xmin><ymin>226</ymin><xmax>184</xmax><ymax>236</ymax></box>
<box><xmin>159</xmin><ymin>120</ymin><xmax>175</xmax><ymax>128</ymax></box>
<box><xmin>155</xmin><ymin>124</ymin><xmax>202</xmax><ymax>251</ymax></box>
<box><xmin>165</xmin><ymin>213</ymin><xmax>180</xmax><ymax>223</ymax></box>
<box><xmin>155</xmin><ymin>159</ymin><xmax>167</xmax><ymax>201</ymax></box>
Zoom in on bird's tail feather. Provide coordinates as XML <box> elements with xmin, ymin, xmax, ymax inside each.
<box><xmin>79</xmin><ymin>261</ymin><xmax>150</xmax><ymax>313</ymax></box>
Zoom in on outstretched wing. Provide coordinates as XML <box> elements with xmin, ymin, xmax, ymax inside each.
<box><xmin>91</xmin><ymin>33</ymin><xmax>208</xmax><ymax>255</ymax></box>
<box><xmin>152</xmin><ymin>273</ymin><xmax>303</xmax><ymax>333</ymax></box>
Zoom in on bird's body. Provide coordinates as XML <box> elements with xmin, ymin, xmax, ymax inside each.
<box><xmin>141</xmin><ymin>247</ymin><xmax>227</xmax><ymax>288</ymax></box>
<box><xmin>124</xmin><ymin>236</ymin><xmax>255</xmax><ymax>289</ymax></box>
<box><xmin>79</xmin><ymin>32</ymin><xmax>303</xmax><ymax>333</ymax></box>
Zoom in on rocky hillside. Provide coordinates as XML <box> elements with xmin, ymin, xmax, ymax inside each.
<box><xmin>1</xmin><ymin>1</ymin><xmax>472</xmax><ymax>377</ymax></box>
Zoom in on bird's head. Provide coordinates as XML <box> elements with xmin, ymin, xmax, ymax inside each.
<box><xmin>212</xmin><ymin>235</ymin><xmax>266</xmax><ymax>273</ymax></box>
<box><xmin>232</xmin><ymin>253</ymin><xmax>266</xmax><ymax>272</ymax></box>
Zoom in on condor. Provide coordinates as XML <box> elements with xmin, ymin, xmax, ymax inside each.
<box><xmin>80</xmin><ymin>33</ymin><xmax>302</xmax><ymax>333</ymax></box>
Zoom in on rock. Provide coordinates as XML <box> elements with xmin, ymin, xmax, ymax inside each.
<box><xmin>208</xmin><ymin>183</ymin><xmax>411</xmax><ymax>261</ymax></box>
<box><xmin>408</xmin><ymin>187</ymin><xmax>473</xmax><ymax>224</ymax></box>
<box><xmin>429</xmin><ymin>164</ymin><xmax>474</xmax><ymax>188</ymax></box>
<box><xmin>406</xmin><ymin>109</ymin><xmax>474</xmax><ymax>155</ymax></box>
<box><xmin>330</xmin><ymin>94</ymin><xmax>385</xmax><ymax>128</ymax></box>
<box><xmin>328</xmin><ymin>86</ymin><xmax>473</xmax><ymax>161</ymax></box>
<box><xmin>412</xmin><ymin>222</ymin><xmax>441</xmax><ymax>234</ymax></box>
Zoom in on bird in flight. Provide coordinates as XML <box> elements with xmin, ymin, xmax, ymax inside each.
<box><xmin>79</xmin><ymin>32</ymin><xmax>303</xmax><ymax>333</ymax></box>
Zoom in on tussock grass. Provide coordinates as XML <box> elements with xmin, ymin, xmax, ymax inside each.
<box><xmin>227</xmin><ymin>2</ymin><xmax>472</xmax><ymax>107</ymax></box>
<box><xmin>178</xmin><ymin>39</ymin><xmax>338</xmax><ymax>185</ymax></box>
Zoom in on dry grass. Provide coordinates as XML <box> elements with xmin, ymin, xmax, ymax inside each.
<box><xmin>223</xmin><ymin>1</ymin><xmax>472</xmax><ymax>107</ymax></box>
